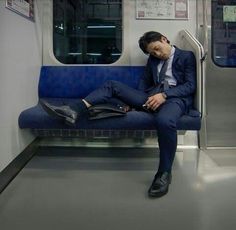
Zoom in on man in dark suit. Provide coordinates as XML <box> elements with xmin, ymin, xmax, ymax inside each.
<box><xmin>40</xmin><ymin>31</ymin><xmax>196</xmax><ymax>198</ymax></box>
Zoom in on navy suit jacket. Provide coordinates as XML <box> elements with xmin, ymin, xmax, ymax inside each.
<box><xmin>138</xmin><ymin>47</ymin><xmax>196</xmax><ymax>108</ymax></box>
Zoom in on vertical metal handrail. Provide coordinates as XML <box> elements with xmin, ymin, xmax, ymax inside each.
<box><xmin>199</xmin><ymin>0</ymin><xmax>208</xmax><ymax>149</ymax></box>
<box><xmin>178</xmin><ymin>29</ymin><xmax>206</xmax><ymax>149</ymax></box>
<box><xmin>178</xmin><ymin>30</ymin><xmax>204</xmax><ymax>114</ymax></box>
<box><xmin>202</xmin><ymin>0</ymin><xmax>209</xmax><ymax>58</ymax></box>
<box><xmin>201</xmin><ymin>0</ymin><xmax>208</xmax><ymax>119</ymax></box>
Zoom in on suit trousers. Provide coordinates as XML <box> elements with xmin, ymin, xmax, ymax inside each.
<box><xmin>84</xmin><ymin>80</ymin><xmax>187</xmax><ymax>172</ymax></box>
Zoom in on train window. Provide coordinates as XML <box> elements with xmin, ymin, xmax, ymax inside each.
<box><xmin>53</xmin><ymin>0</ymin><xmax>122</xmax><ymax>64</ymax></box>
<box><xmin>212</xmin><ymin>0</ymin><xmax>236</xmax><ymax>67</ymax></box>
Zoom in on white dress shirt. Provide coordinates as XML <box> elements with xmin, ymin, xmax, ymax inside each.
<box><xmin>157</xmin><ymin>46</ymin><xmax>177</xmax><ymax>86</ymax></box>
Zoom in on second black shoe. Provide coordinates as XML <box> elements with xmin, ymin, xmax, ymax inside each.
<box><xmin>148</xmin><ymin>171</ymin><xmax>172</xmax><ymax>198</ymax></box>
<box><xmin>39</xmin><ymin>99</ymin><xmax>78</xmax><ymax>125</ymax></box>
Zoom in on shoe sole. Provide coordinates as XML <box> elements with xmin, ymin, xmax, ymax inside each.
<box><xmin>39</xmin><ymin>100</ymin><xmax>76</xmax><ymax>126</ymax></box>
<box><xmin>148</xmin><ymin>188</ymin><xmax>169</xmax><ymax>198</ymax></box>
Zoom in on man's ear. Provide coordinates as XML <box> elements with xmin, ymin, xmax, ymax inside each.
<box><xmin>160</xmin><ymin>36</ymin><xmax>167</xmax><ymax>43</ymax></box>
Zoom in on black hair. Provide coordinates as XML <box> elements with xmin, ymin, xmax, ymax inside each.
<box><xmin>138</xmin><ymin>31</ymin><xmax>170</xmax><ymax>54</ymax></box>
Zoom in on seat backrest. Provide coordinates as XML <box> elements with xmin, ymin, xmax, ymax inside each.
<box><xmin>38</xmin><ymin>66</ymin><xmax>144</xmax><ymax>98</ymax></box>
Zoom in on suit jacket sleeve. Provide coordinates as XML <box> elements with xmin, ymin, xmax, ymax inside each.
<box><xmin>164</xmin><ymin>51</ymin><xmax>196</xmax><ymax>98</ymax></box>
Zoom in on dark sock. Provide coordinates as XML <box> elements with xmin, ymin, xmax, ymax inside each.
<box><xmin>70</xmin><ymin>99</ymin><xmax>88</xmax><ymax>115</ymax></box>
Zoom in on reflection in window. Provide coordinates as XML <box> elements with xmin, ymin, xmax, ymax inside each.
<box><xmin>53</xmin><ymin>0</ymin><xmax>122</xmax><ymax>64</ymax></box>
<box><xmin>212</xmin><ymin>0</ymin><xmax>236</xmax><ymax>67</ymax></box>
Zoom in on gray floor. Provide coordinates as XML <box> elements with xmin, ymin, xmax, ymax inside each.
<box><xmin>1</xmin><ymin>147</ymin><xmax>236</xmax><ymax>230</ymax></box>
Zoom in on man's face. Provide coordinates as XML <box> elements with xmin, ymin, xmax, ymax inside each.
<box><xmin>146</xmin><ymin>37</ymin><xmax>172</xmax><ymax>60</ymax></box>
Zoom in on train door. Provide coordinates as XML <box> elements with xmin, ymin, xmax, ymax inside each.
<box><xmin>198</xmin><ymin>0</ymin><xmax>236</xmax><ymax>147</ymax></box>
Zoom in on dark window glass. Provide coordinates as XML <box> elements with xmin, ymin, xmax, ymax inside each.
<box><xmin>212</xmin><ymin>0</ymin><xmax>236</xmax><ymax>67</ymax></box>
<box><xmin>53</xmin><ymin>0</ymin><xmax>122</xmax><ymax>64</ymax></box>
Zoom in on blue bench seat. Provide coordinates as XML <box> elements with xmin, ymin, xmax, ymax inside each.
<box><xmin>18</xmin><ymin>66</ymin><xmax>201</xmax><ymax>136</ymax></box>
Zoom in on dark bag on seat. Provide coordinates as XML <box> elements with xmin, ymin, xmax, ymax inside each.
<box><xmin>88</xmin><ymin>103</ymin><xmax>126</xmax><ymax>120</ymax></box>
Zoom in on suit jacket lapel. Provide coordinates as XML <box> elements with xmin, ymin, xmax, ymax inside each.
<box><xmin>172</xmin><ymin>46</ymin><xmax>181</xmax><ymax>65</ymax></box>
<box><xmin>172</xmin><ymin>47</ymin><xmax>181</xmax><ymax>81</ymax></box>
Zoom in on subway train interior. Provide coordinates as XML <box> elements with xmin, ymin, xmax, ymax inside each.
<box><xmin>1</xmin><ymin>0</ymin><xmax>236</xmax><ymax>229</ymax></box>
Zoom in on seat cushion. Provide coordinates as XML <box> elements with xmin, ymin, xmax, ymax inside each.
<box><xmin>19</xmin><ymin>98</ymin><xmax>201</xmax><ymax>131</ymax></box>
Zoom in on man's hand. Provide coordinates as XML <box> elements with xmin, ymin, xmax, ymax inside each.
<box><xmin>144</xmin><ymin>93</ymin><xmax>166</xmax><ymax>111</ymax></box>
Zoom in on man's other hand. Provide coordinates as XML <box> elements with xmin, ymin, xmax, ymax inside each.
<box><xmin>145</xmin><ymin>93</ymin><xmax>166</xmax><ymax>111</ymax></box>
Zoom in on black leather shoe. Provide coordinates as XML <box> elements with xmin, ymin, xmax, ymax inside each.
<box><xmin>39</xmin><ymin>99</ymin><xmax>78</xmax><ymax>126</ymax></box>
<box><xmin>148</xmin><ymin>172</ymin><xmax>172</xmax><ymax>198</ymax></box>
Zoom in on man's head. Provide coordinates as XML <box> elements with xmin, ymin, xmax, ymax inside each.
<box><xmin>139</xmin><ymin>31</ymin><xmax>172</xmax><ymax>60</ymax></box>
